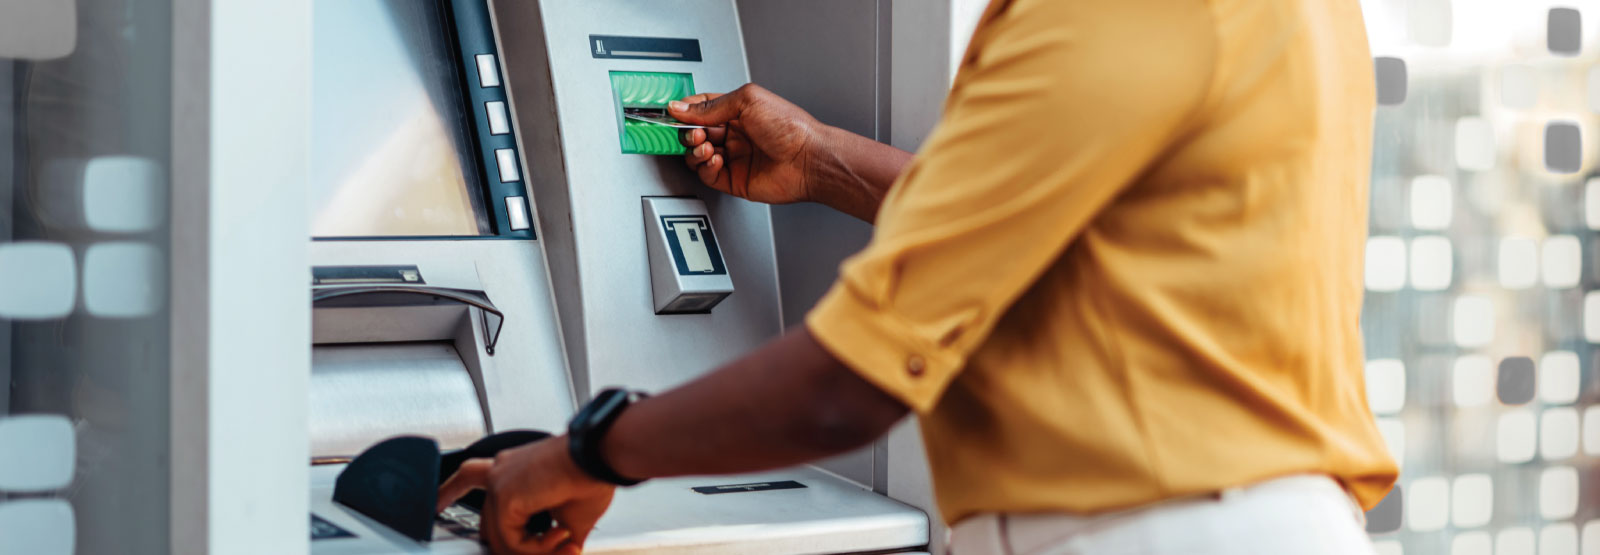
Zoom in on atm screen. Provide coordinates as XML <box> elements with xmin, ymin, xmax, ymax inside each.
<box><xmin>310</xmin><ymin>0</ymin><xmax>492</xmax><ymax>238</ymax></box>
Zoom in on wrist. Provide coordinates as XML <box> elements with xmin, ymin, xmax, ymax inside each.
<box><xmin>550</xmin><ymin>435</ymin><xmax>609</xmax><ymax>488</ymax></box>
<box><xmin>800</xmin><ymin>124</ymin><xmax>852</xmax><ymax>207</ymax></box>
<box><xmin>566</xmin><ymin>388</ymin><xmax>647</xmax><ymax>486</ymax></box>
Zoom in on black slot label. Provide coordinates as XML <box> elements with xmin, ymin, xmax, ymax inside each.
<box><xmin>590</xmin><ymin>35</ymin><xmax>702</xmax><ymax>62</ymax></box>
<box><xmin>310</xmin><ymin>514</ymin><xmax>356</xmax><ymax>540</ymax></box>
<box><xmin>691</xmin><ymin>480</ymin><xmax>807</xmax><ymax>495</ymax></box>
<box><xmin>312</xmin><ymin>265</ymin><xmax>425</xmax><ymax>285</ymax></box>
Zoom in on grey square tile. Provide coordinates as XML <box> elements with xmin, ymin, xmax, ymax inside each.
<box><xmin>1375</xmin><ymin>57</ymin><xmax>1407</xmax><ymax>106</ymax></box>
<box><xmin>1545</xmin><ymin>121</ymin><xmax>1583</xmax><ymax>174</ymax></box>
<box><xmin>1498</xmin><ymin>356</ymin><xmax>1537</xmax><ymax>405</ymax></box>
<box><xmin>1366</xmin><ymin>487</ymin><xmax>1403</xmax><ymax>533</ymax></box>
<box><xmin>1550</xmin><ymin>7</ymin><xmax>1583</xmax><ymax>55</ymax></box>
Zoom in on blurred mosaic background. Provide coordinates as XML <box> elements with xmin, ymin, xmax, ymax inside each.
<box><xmin>1361</xmin><ymin>0</ymin><xmax>1600</xmax><ymax>553</ymax></box>
<box><xmin>1</xmin><ymin>0</ymin><xmax>173</xmax><ymax>553</ymax></box>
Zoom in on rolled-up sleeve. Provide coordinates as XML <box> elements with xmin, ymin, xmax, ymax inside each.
<box><xmin>806</xmin><ymin>0</ymin><xmax>1217</xmax><ymax>412</ymax></box>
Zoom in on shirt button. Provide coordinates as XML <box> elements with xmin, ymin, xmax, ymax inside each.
<box><xmin>907</xmin><ymin>355</ymin><xmax>926</xmax><ymax>377</ymax></box>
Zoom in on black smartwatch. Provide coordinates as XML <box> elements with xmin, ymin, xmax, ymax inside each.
<box><xmin>567</xmin><ymin>388</ymin><xmax>647</xmax><ymax>486</ymax></box>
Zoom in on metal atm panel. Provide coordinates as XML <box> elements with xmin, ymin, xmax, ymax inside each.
<box><xmin>491</xmin><ymin>0</ymin><xmax>782</xmax><ymax>400</ymax></box>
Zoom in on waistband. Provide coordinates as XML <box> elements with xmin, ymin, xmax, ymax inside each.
<box><xmin>950</xmin><ymin>474</ymin><xmax>1364</xmax><ymax>554</ymax></box>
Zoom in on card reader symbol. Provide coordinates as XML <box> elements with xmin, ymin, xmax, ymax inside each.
<box><xmin>660</xmin><ymin>215</ymin><xmax>726</xmax><ymax>276</ymax></box>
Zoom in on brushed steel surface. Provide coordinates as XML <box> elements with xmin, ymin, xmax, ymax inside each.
<box><xmin>310</xmin><ymin>343</ymin><xmax>485</xmax><ymax>459</ymax></box>
<box><xmin>310</xmin><ymin>240</ymin><xmax>576</xmax><ymax>439</ymax></box>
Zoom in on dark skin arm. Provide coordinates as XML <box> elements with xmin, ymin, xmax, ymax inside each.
<box><xmin>438</xmin><ymin>85</ymin><xmax>916</xmax><ymax>555</ymax></box>
<box><xmin>673</xmin><ymin>84</ymin><xmax>914</xmax><ymax>223</ymax></box>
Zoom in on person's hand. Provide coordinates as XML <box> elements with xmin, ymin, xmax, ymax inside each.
<box><xmin>670</xmin><ymin>84</ymin><xmax>824</xmax><ymax>205</ymax></box>
<box><xmin>437</xmin><ymin>438</ymin><xmax>616</xmax><ymax>555</ymax></box>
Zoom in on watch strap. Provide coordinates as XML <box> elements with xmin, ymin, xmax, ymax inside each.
<box><xmin>567</xmin><ymin>388</ymin><xmax>645</xmax><ymax>486</ymax></box>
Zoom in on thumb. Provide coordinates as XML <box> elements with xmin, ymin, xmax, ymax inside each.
<box><xmin>436</xmin><ymin>458</ymin><xmax>491</xmax><ymax>513</ymax></box>
<box><xmin>669</xmin><ymin>85</ymin><xmax>760</xmax><ymax>125</ymax></box>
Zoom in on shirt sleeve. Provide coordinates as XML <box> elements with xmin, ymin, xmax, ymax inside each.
<box><xmin>806</xmin><ymin>0</ymin><xmax>1218</xmax><ymax>413</ymax></box>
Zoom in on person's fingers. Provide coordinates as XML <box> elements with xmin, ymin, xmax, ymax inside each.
<box><xmin>669</xmin><ymin>84</ymin><xmax>761</xmax><ymax>126</ymax></box>
<box><xmin>436</xmin><ymin>459</ymin><xmax>492</xmax><ymax>513</ymax></box>
<box><xmin>481</xmin><ymin>492</ymin><xmax>511</xmax><ymax>554</ymax></box>
<box><xmin>506</xmin><ymin>526</ymin><xmax>571</xmax><ymax>554</ymax></box>
<box><xmin>553</xmin><ymin>491</ymin><xmax>615</xmax><ymax>551</ymax></box>
<box><xmin>675</xmin><ymin>92</ymin><xmax>722</xmax><ymax>106</ymax></box>
<box><xmin>679</xmin><ymin>127</ymin><xmax>706</xmax><ymax>148</ymax></box>
<box><xmin>684</xmin><ymin>141</ymin><xmax>716</xmax><ymax>167</ymax></box>
<box><xmin>702</xmin><ymin>125</ymin><xmax>728</xmax><ymax>145</ymax></box>
<box><xmin>695</xmin><ymin>154</ymin><xmax>724</xmax><ymax>188</ymax></box>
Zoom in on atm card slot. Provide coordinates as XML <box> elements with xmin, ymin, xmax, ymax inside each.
<box><xmin>623</xmin><ymin>107</ymin><xmax>707</xmax><ymax>129</ymax></box>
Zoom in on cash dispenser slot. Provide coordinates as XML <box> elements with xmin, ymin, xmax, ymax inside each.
<box><xmin>310</xmin><ymin>283</ymin><xmax>504</xmax><ymax>462</ymax></box>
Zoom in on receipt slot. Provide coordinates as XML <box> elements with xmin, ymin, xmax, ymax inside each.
<box><xmin>643</xmin><ymin>197</ymin><xmax>733</xmax><ymax>314</ymax></box>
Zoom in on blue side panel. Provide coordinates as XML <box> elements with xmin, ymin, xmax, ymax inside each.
<box><xmin>449</xmin><ymin>0</ymin><xmax>534</xmax><ymax>239</ymax></box>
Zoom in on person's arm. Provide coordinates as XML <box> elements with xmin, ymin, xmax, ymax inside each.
<box><xmin>603</xmin><ymin>326</ymin><xmax>907</xmax><ymax>479</ymax></box>
<box><xmin>670</xmin><ymin>85</ymin><xmax>913</xmax><ymax>223</ymax></box>
<box><xmin>437</xmin><ymin>327</ymin><xmax>906</xmax><ymax>554</ymax></box>
<box><xmin>803</xmin><ymin>125</ymin><xmax>914</xmax><ymax>223</ymax></box>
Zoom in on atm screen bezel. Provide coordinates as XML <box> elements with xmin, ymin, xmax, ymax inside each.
<box><xmin>312</xmin><ymin>0</ymin><xmax>534</xmax><ymax>242</ymax></box>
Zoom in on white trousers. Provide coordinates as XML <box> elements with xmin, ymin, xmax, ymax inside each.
<box><xmin>949</xmin><ymin>475</ymin><xmax>1376</xmax><ymax>555</ymax></box>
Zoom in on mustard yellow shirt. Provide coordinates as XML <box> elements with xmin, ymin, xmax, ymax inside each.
<box><xmin>806</xmin><ymin>0</ymin><xmax>1399</xmax><ymax>524</ymax></box>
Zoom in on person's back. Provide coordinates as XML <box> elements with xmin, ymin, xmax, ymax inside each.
<box><xmin>884</xmin><ymin>0</ymin><xmax>1398</xmax><ymax>523</ymax></box>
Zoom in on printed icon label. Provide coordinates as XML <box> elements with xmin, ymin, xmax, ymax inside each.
<box><xmin>660</xmin><ymin>215</ymin><xmax>727</xmax><ymax>276</ymax></box>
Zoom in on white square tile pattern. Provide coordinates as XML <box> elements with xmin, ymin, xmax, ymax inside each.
<box><xmin>0</xmin><ymin>242</ymin><xmax>75</xmax><ymax>319</ymax></box>
<box><xmin>82</xmin><ymin>242</ymin><xmax>165</xmax><ymax>318</ymax></box>
<box><xmin>1366</xmin><ymin>359</ymin><xmax>1407</xmax><ymax>414</ymax></box>
<box><xmin>1587</xmin><ymin>178</ymin><xmax>1600</xmax><ymax>229</ymax></box>
<box><xmin>1581</xmin><ymin>520</ymin><xmax>1600</xmax><ymax>555</ymax></box>
<box><xmin>1453</xmin><ymin>295</ymin><xmax>1494</xmax><ymax>347</ymax></box>
<box><xmin>1367</xmin><ymin>236</ymin><xmax>1407</xmax><ymax>292</ymax></box>
<box><xmin>1499</xmin><ymin>408</ymin><xmax>1538</xmax><ymax>464</ymax></box>
<box><xmin>1585</xmin><ymin>407</ymin><xmax>1600</xmax><ymax>456</ymax></box>
<box><xmin>1543</xmin><ymin>408</ymin><xmax>1580</xmax><ymax>460</ymax></box>
<box><xmin>0</xmin><ymin>415</ymin><xmax>74</xmax><ymax>492</ymax></box>
<box><xmin>1411</xmin><ymin>236</ymin><xmax>1453</xmax><ymax>291</ymax></box>
<box><xmin>1407</xmin><ymin>476</ymin><xmax>1450</xmax><ymax>531</ymax></box>
<box><xmin>1545</xmin><ymin>523</ymin><xmax>1580</xmax><ymax>555</ymax></box>
<box><xmin>1452</xmin><ymin>531</ymin><xmax>1492</xmax><ymax>555</ymax></box>
<box><xmin>1375</xmin><ymin>540</ymin><xmax>1403</xmax><ymax>555</ymax></box>
<box><xmin>83</xmin><ymin>155</ymin><xmax>164</xmax><ymax>233</ymax></box>
<box><xmin>1543</xmin><ymin>235</ymin><xmax>1582</xmax><ymax>289</ymax></box>
<box><xmin>1590</xmin><ymin>65</ymin><xmax>1600</xmax><ymax>113</ymax></box>
<box><xmin>1410</xmin><ymin>175</ymin><xmax>1453</xmax><ymax>229</ymax></box>
<box><xmin>0</xmin><ymin>499</ymin><xmax>73</xmax><ymax>555</ymax></box>
<box><xmin>1456</xmin><ymin>117</ymin><xmax>1497</xmax><ymax>171</ymax></box>
<box><xmin>1587</xmin><ymin>291</ymin><xmax>1600</xmax><ymax>342</ymax></box>
<box><xmin>1454</xmin><ymin>355</ymin><xmax>1496</xmax><ymax>408</ymax></box>
<box><xmin>1451</xmin><ymin>473</ymin><xmax>1493</xmax><ymax>528</ymax></box>
<box><xmin>1542</xmin><ymin>466</ymin><xmax>1580</xmax><ymax>519</ymax></box>
<box><xmin>1500</xmin><ymin>237</ymin><xmax>1540</xmax><ymax>289</ymax></box>
<box><xmin>1501</xmin><ymin>64</ymin><xmax>1540</xmax><ymax>109</ymax></box>
<box><xmin>1407</xmin><ymin>0</ymin><xmax>1453</xmax><ymax>46</ymax></box>
<box><xmin>1500</xmin><ymin>526</ymin><xmax>1537</xmax><ymax>555</ymax></box>
<box><xmin>1542</xmin><ymin>351</ymin><xmax>1582</xmax><ymax>405</ymax></box>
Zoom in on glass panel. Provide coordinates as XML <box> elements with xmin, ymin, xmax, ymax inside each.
<box><xmin>4</xmin><ymin>0</ymin><xmax>172</xmax><ymax>552</ymax></box>
<box><xmin>1360</xmin><ymin>0</ymin><xmax>1600</xmax><ymax>552</ymax></box>
<box><xmin>310</xmin><ymin>0</ymin><xmax>491</xmax><ymax>238</ymax></box>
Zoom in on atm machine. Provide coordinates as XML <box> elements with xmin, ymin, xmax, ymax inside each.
<box><xmin>304</xmin><ymin>1</ymin><xmax>930</xmax><ymax>553</ymax></box>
